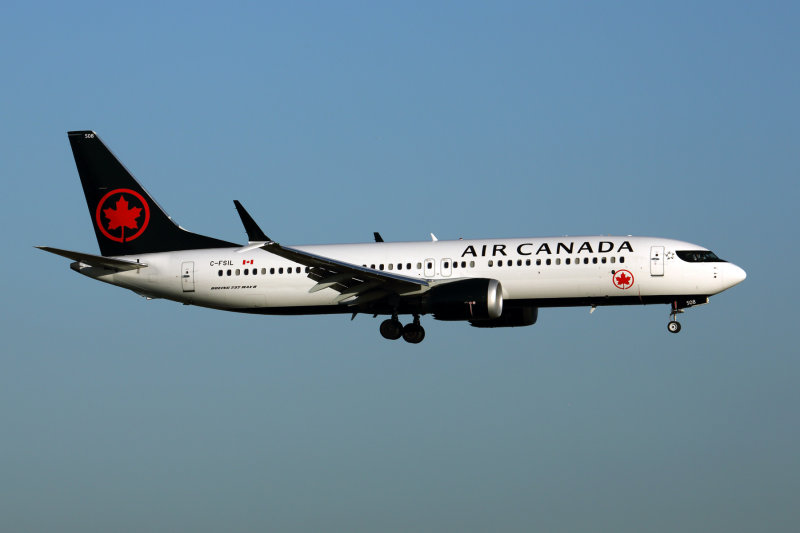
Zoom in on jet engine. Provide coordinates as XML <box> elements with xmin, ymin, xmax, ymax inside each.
<box><xmin>429</xmin><ymin>278</ymin><xmax>503</xmax><ymax>321</ymax></box>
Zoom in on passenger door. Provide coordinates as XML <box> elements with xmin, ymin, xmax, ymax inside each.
<box><xmin>181</xmin><ymin>261</ymin><xmax>195</xmax><ymax>292</ymax></box>
<box><xmin>650</xmin><ymin>246</ymin><xmax>664</xmax><ymax>276</ymax></box>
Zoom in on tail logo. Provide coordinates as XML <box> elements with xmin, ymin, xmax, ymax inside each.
<box><xmin>95</xmin><ymin>188</ymin><xmax>151</xmax><ymax>243</ymax></box>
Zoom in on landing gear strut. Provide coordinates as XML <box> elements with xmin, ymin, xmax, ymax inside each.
<box><xmin>668</xmin><ymin>302</ymin><xmax>683</xmax><ymax>334</ymax></box>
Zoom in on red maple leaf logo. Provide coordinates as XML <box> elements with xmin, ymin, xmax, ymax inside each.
<box><xmin>615</xmin><ymin>272</ymin><xmax>632</xmax><ymax>288</ymax></box>
<box><xmin>103</xmin><ymin>195</ymin><xmax>141</xmax><ymax>239</ymax></box>
<box><xmin>95</xmin><ymin>188</ymin><xmax>150</xmax><ymax>242</ymax></box>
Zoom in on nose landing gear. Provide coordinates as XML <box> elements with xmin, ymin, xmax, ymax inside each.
<box><xmin>668</xmin><ymin>302</ymin><xmax>683</xmax><ymax>333</ymax></box>
<box><xmin>379</xmin><ymin>314</ymin><xmax>425</xmax><ymax>343</ymax></box>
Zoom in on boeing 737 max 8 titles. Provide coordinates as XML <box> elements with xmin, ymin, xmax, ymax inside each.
<box><xmin>39</xmin><ymin>131</ymin><xmax>746</xmax><ymax>343</ymax></box>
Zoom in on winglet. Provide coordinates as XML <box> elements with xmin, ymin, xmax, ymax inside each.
<box><xmin>233</xmin><ymin>200</ymin><xmax>271</xmax><ymax>242</ymax></box>
<box><xmin>374</xmin><ymin>232</ymin><xmax>384</xmax><ymax>242</ymax></box>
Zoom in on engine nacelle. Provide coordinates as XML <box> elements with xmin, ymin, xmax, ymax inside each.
<box><xmin>469</xmin><ymin>306</ymin><xmax>538</xmax><ymax>328</ymax></box>
<box><xmin>429</xmin><ymin>278</ymin><xmax>503</xmax><ymax>321</ymax></box>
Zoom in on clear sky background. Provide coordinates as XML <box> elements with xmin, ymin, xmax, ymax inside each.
<box><xmin>1</xmin><ymin>1</ymin><xmax>798</xmax><ymax>531</ymax></box>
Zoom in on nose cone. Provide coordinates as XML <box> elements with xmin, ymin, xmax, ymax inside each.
<box><xmin>726</xmin><ymin>263</ymin><xmax>747</xmax><ymax>288</ymax></box>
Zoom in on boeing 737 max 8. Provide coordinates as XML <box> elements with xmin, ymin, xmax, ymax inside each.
<box><xmin>38</xmin><ymin>131</ymin><xmax>746</xmax><ymax>343</ymax></box>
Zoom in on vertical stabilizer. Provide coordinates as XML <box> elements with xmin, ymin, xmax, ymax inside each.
<box><xmin>68</xmin><ymin>131</ymin><xmax>236</xmax><ymax>256</ymax></box>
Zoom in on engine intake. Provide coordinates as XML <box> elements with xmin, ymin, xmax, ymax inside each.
<box><xmin>429</xmin><ymin>278</ymin><xmax>503</xmax><ymax>321</ymax></box>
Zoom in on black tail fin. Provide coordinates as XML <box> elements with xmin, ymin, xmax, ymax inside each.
<box><xmin>68</xmin><ymin>131</ymin><xmax>237</xmax><ymax>256</ymax></box>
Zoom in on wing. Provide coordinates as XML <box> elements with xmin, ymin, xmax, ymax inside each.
<box><xmin>259</xmin><ymin>241</ymin><xmax>428</xmax><ymax>303</ymax></box>
<box><xmin>232</xmin><ymin>201</ymin><xmax>429</xmax><ymax>307</ymax></box>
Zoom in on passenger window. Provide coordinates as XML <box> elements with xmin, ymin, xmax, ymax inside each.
<box><xmin>536</xmin><ymin>259</ymin><xmax>542</xmax><ymax>266</ymax></box>
<box><xmin>398</xmin><ymin>263</ymin><xmax>403</xmax><ymax>270</ymax></box>
<box><xmin>443</xmin><ymin>262</ymin><xmax>449</xmax><ymax>269</ymax></box>
<box><xmin>417</xmin><ymin>262</ymin><xmax>422</xmax><ymax>269</ymax></box>
<box><xmin>270</xmin><ymin>267</ymin><xmax>275</xmax><ymax>274</ymax></box>
<box><xmin>218</xmin><ymin>270</ymin><xmax>223</xmax><ymax>276</ymax></box>
<box><xmin>427</xmin><ymin>262</ymin><xmax>432</xmax><ymax>269</ymax></box>
<box><xmin>244</xmin><ymin>268</ymin><xmax>249</xmax><ymax>275</ymax></box>
<box><xmin>408</xmin><ymin>263</ymin><xmax>413</xmax><ymax>270</ymax></box>
<box><xmin>370</xmin><ymin>264</ymin><xmax>376</xmax><ymax>269</ymax></box>
<box><xmin>279</xmin><ymin>268</ymin><xmax>284</xmax><ymax>274</ymax></box>
<box><xmin>388</xmin><ymin>264</ymin><xmax>393</xmax><ymax>270</ymax></box>
<box><xmin>227</xmin><ymin>269</ymin><xmax>231</xmax><ymax>276</ymax></box>
<box><xmin>526</xmin><ymin>259</ymin><xmax>531</xmax><ymax>266</ymax></box>
<box><xmin>546</xmin><ymin>259</ymin><xmax>551</xmax><ymax>265</ymax></box>
<box><xmin>261</xmin><ymin>268</ymin><xmax>266</xmax><ymax>275</ymax></box>
<box><xmin>470</xmin><ymin>261</ymin><xmax>475</xmax><ymax>268</ymax></box>
<box><xmin>235</xmin><ymin>269</ymin><xmax>241</xmax><ymax>275</ymax></box>
<box><xmin>556</xmin><ymin>258</ymin><xmax>561</xmax><ymax>265</ymax></box>
<box><xmin>610</xmin><ymin>257</ymin><xmax>616</xmax><ymax>264</ymax></box>
<box><xmin>620</xmin><ymin>256</ymin><xmax>625</xmax><ymax>264</ymax></box>
<box><xmin>565</xmin><ymin>258</ymin><xmax>571</xmax><ymax>265</ymax></box>
<box><xmin>488</xmin><ymin>260</ymin><xmax>494</xmax><ymax>267</ymax></box>
<box><xmin>594</xmin><ymin>257</ymin><xmax>599</xmax><ymax>264</ymax></box>
<box><xmin>584</xmin><ymin>258</ymin><xmax>589</xmax><ymax>264</ymax></box>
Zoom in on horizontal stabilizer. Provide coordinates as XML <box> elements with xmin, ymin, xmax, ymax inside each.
<box><xmin>36</xmin><ymin>246</ymin><xmax>148</xmax><ymax>270</ymax></box>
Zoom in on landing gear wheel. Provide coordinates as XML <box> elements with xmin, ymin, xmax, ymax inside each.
<box><xmin>379</xmin><ymin>318</ymin><xmax>403</xmax><ymax>340</ymax></box>
<box><xmin>668</xmin><ymin>320</ymin><xmax>681</xmax><ymax>334</ymax></box>
<box><xmin>402</xmin><ymin>323</ymin><xmax>425</xmax><ymax>344</ymax></box>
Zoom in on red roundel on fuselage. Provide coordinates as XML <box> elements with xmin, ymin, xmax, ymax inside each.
<box><xmin>613</xmin><ymin>269</ymin><xmax>634</xmax><ymax>290</ymax></box>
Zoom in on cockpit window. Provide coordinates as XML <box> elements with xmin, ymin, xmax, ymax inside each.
<box><xmin>676</xmin><ymin>250</ymin><xmax>725</xmax><ymax>263</ymax></box>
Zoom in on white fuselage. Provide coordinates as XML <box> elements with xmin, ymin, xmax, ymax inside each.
<box><xmin>73</xmin><ymin>236</ymin><xmax>746</xmax><ymax>313</ymax></box>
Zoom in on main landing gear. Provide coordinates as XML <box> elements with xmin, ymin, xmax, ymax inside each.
<box><xmin>380</xmin><ymin>315</ymin><xmax>425</xmax><ymax>344</ymax></box>
<box><xmin>668</xmin><ymin>302</ymin><xmax>683</xmax><ymax>334</ymax></box>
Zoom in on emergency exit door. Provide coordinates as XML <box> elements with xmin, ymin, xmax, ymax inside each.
<box><xmin>181</xmin><ymin>261</ymin><xmax>195</xmax><ymax>292</ymax></box>
<box><xmin>650</xmin><ymin>246</ymin><xmax>664</xmax><ymax>276</ymax></box>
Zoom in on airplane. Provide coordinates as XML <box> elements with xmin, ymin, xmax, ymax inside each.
<box><xmin>38</xmin><ymin>131</ymin><xmax>746</xmax><ymax>344</ymax></box>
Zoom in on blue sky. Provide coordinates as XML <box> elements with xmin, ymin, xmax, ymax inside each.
<box><xmin>1</xmin><ymin>2</ymin><xmax>798</xmax><ymax>531</ymax></box>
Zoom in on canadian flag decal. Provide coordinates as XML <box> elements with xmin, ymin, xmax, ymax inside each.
<box><xmin>243</xmin><ymin>259</ymin><xmax>253</xmax><ymax>265</ymax></box>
